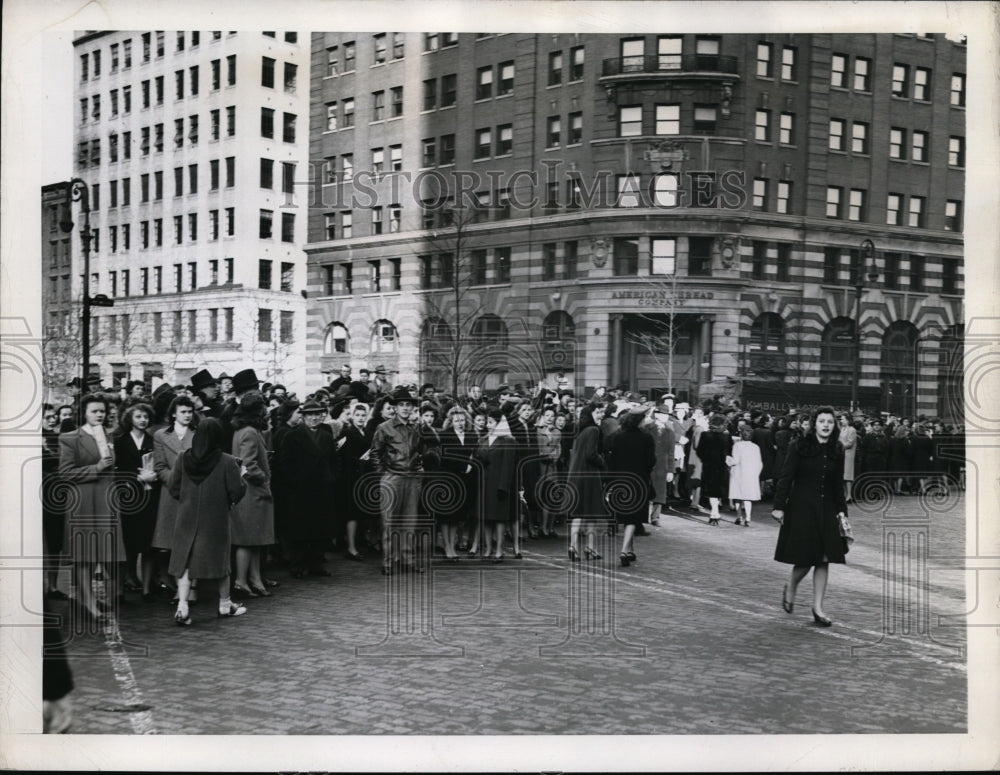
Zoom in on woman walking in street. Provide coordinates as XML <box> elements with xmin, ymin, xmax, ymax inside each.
<box><xmin>168</xmin><ymin>418</ymin><xmax>247</xmax><ymax>624</ymax></box>
<box><xmin>606</xmin><ymin>407</ymin><xmax>655</xmax><ymax>566</ymax></box>
<box><xmin>113</xmin><ymin>403</ymin><xmax>160</xmax><ymax>601</ymax></box>
<box><xmin>230</xmin><ymin>393</ymin><xmax>276</xmax><ymax>594</ymax></box>
<box><xmin>729</xmin><ymin>427</ymin><xmax>763</xmax><ymax>526</ymax></box>
<box><xmin>475</xmin><ymin>407</ymin><xmax>517</xmax><ymax>562</ymax></box>
<box><xmin>696</xmin><ymin>413</ymin><xmax>733</xmax><ymax>525</ymax></box>
<box><xmin>567</xmin><ymin>403</ymin><xmax>608</xmax><ymax>560</ymax></box>
<box><xmin>772</xmin><ymin>406</ymin><xmax>849</xmax><ymax>627</ymax></box>
<box><xmin>58</xmin><ymin>394</ymin><xmax>124</xmax><ymax>620</ymax></box>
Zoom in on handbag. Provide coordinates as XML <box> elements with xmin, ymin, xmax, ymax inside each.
<box><xmin>838</xmin><ymin>512</ymin><xmax>855</xmax><ymax>553</ymax></box>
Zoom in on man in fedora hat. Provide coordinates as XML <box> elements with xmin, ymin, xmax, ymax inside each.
<box><xmin>220</xmin><ymin>368</ymin><xmax>262</xmax><ymax>448</ymax></box>
<box><xmin>190</xmin><ymin>369</ymin><xmax>221</xmax><ymax>417</ymax></box>
<box><xmin>369</xmin><ymin>386</ymin><xmax>424</xmax><ymax>574</ymax></box>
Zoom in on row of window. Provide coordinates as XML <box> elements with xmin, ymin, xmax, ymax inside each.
<box><xmin>88</xmin><ymin>306</ymin><xmax>292</xmax><ymax>346</ymax></box>
<box><xmin>92</xmin><ymin>207</ymin><xmax>239</xmax><ymax>253</ymax></box>
<box><xmin>829</xmin><ymin>119</ymin><xmax>964</xmax><ymax>166</ymax></box>
<box><xmin>831</xmin><ymin>51</ymin><xmax>965</xmax><ymax>106</ymax></box>
<box><xmin>322</xmin><ymin>259</ymin><xmax>402</xmax><ymax>295</ymax></box>
<box><xmin>84</xmin><ymin>158</ymin><xmax>236</xmax><ymax>211</ymax></box>
<box><xmin>826</xmin><ymin>186</ymin><xmax>963</xmax><ymax>230</ymax></box>
<box><xmin>322</xmin><ymin>206</ymin><xmax>401</xmax><ymax>240</ymax></box>
<box><xmin>83</xmin><ymin>259</ymin><xmax>234</xmax><ymax>298</ymax></box>
<box><xmin>822</xmin><ymin>248</ymin><xmax>961</xmax><ymax>294</ymax></box>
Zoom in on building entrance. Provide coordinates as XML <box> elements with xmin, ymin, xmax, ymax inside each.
<box><xmin>619</xmin><ymin>313</ymin><xmax>706</xmax><ymax>403</ymax></box>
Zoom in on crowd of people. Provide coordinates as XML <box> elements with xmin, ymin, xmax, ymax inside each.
<box><xmin>40</xmin><ymin>366</ymin><xmax>966</xmax><ymax>630</ymax></box>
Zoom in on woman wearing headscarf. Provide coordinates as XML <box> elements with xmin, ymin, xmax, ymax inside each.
<box><xmin>475</xmin><ymin>407</ymin><xmax>517</xmax><ymax>562</ymax></box>
<box><xmin>567</xmin><ymin>402</ymin><xmax>608</xmax><ymax>561</ymax></box>
<box><xmin>58</xmin><ymin>394</ymin><xmax>123</xmax><ymax>620</ymax></box>
<box><xmin>275</xmin><ymin>399</ymin><xmax>337</xmax><ymax>579</ymax></box>
<box><xmin>230</xmin><ymin>393</ymin><xmax>275</xmax><ymax>596</ymax></box>
<box><xmin>772</xmin><ymin>406</ymin><xmax>849</xmax><ymax>627</ymax></box>
<box><xmin>728</xmin><ymin>427</ymin><xmax>763</xmax><ymax>526</ymax></box>
<box><xmin>113</xmin><ymin>403</ymin><xmax>160</xmax><ymax>601</ymax></box>
<box><xmin>437</xmin><ymin>405</ymin><xmax>477</xmax><ymax>561</ymax></box>
<box><xmin>696</xmin><ymin>413</ymin><xmax>733</xmax><ymax>525</ymax></box>
<box><xmin>606</xmin><ymin>406</ymin><xmax>655</xmax><ymax>566</ymax></box>
<box><xmin>168</xmin><ymin>418</ymin><xmax>247</xmax><ymax>624</ymax></box>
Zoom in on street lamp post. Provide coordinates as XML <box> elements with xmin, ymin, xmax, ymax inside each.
<box><xmin>59</xmin><ymin>179</ymin><xmax>93</xmax><ymax>391</ymax></box>
<box><xmin>852</xmin><ymin>239</ymin><xmax>880</xmax><ymax>413</ymax></box>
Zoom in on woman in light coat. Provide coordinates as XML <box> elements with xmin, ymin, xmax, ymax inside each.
<box><xmin>729</xmin><ymin>427</ymin><xmax>763</xmax><ymax>526</ymax></box>
<box><xmin>230</xmin><ymin>393</ymin><xmax>275</xmax><ymax>595</ymax></box>
<box><xmin>838</xmin><ymin>413</ymin><xmax>858</xmax><ymax>503</ymax></box>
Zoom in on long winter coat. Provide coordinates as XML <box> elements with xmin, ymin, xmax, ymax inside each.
<box><xmin>276</xmin><ymin>424</ymin><xmax>337</xmax><ymax>541</ymax></box>
<box><xmin>645</xmin><ymin>421</ymin><xmax>675</xmax><ymax>504</ymax></box>
<box><xmin>58</xmin><ymin>429</ymin><xmax>125</xmax><ymax>564</ymax></box>
<box><xmin>728</xmin><ymin>439</ymin><xmax>763</xmax><ymax>501</ymax></box>
<box><xmin>438</xmin><ymin>426</ymin><xmax>477</xmax><ymax>526</ymax></box>
<box><xmin>773</xmin><ymin>438</ymin><xmax>848</xmax><ymax>566</ymax></box>
<box><xmin>863</xmin><ymin>432</ymin><xmax>890</xmax><ymax>474</ymax></box>
<box><xmin>151</xmin><ymin>426</ymin><xmax>194</xmax><ymax>549</ymax></box>
<box><xmin>230</xmin><ymin>426</ymin><xmax>275</xmax><ymax>546</ymax></box>
<box><xmin>696</xmin><ymin>429</ymin><xmax>733</xmax><ymax>499</ymax></box>
<box><xmin>751</xmin><ymin>427</ymin><xmax>775</xmax><ymax>481</ymax></box>
<box><xmin>839</xmin><ymin>425</ymin><xmax>858</xmax><ymax>481</ymax></box>
<box><xmin>338</xmin><ymin>423</ymin><xmax>375</xmax><ymax>522</ymax></box>
<box><xmin>167</xmin><ymin>452</ymin><xmax>246</xmax><ymax>578</ymax></box>
<box><xmin>606</xmin><ymin>425</ymin><xmax>655</xmax><ymax>526</ymax></box>
<box><xmin>568</xmin><ymin>424</ymin><xmax>608</xmax><ymax>519</ymax></box>
<box><xmin>113</xmin><ymin>430</ymin><xmax>159</xmax><ymax>554</ymax></box>
<box><xmin>888</xmin><ymin>433</ymin><xmax>911</xmax><ymax>473</ymax></box>
<box><xmin>476</xmin><ymin>434</ymin><xmax>517</xmax><ymax>524</ymax></box>
<box><xmin>909</xmin><ymin>433</ymin><xmax>935</xmax><ymax>473</ymax></box>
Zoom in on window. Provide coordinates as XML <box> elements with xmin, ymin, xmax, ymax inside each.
<box><xmin>546</xmin><ymin>116</ymin><xmax>561</xmax><ymax>148</ymax></box>
<box><xmin>493</xmin><ymin>248</ymin><xmax>510</xmax><ymax>283</ymax></box>
<box><xmin>613</xmin><ymin>237</ymin><xmax>639</xmax><ymax>275</ymax></box>
<box><xmin>688</xmin><ymin>236</ymin><xmax>713</xmax><ymax>276</ymax></box>
<box><xmin>617</xmin><ymin>174</ymin><xmax>641</xmax><ymax>208</ymax></box>
<box><xmin>912</xmin><ymin>131</ymin><xmax>928</xmax><ymax>162</ymax></box>
<box><xmin>832</xmin><ymin>53</ymin><xmax>848</xmax><ymax>86</ymax></box>
<box><xmin>373</xmin><ymin>33</ymin><xmax>387</xmax><ymax>64</ymax></box>
<box><xmin>651</xmin><ymin>237</ymin><xmax>676</xmax><ymax>275</ymax></box>
<box><xmin>341</xmin><ymin>211</ymin><xmax>352</xmax><ymax>238</ymax></box>
<box><xmin>755</xmin><ymin>109</ymin><xmax>771</xmax><ymax>141</ymax></box>
<box><xmin>471</xmin><ymin>249</ymin><xmax>487</xmax><ymax>285</ymax></box>
<box><xmin>848</xmin><ymin>189</ymin><xmax>866</xmax><ymax>221</ymax></box>
<box><xmin>656</xmin><ymin>104</ymin><xmax>679</xmax><ymax>135</ymax></box>
<box><xmin>342</xmin><ymin>98</ymin><xmax>354</xmax><ymax>126</ymax></box>
<box><xmin>569</xmin><ymin>46</ymin><xmax>584</xmax><ymax>80</ymax></box>
<box><xmin>421</xmin><ymin>138</ymin><xmax>436</xmax><ymax>167</ymax></box>
<box><xmin>475</xmin><ymin>128</ymin><xmax>492</xmax><ymax>159</ymax></box>
<box><xmin>751</xmin><ymin>242</ymin><xmax>766</xmax><ymax>279</ymax></box>
<box><xmin>122</xmin><ymin>85</ymin><xmax>131</xmax><ymax>113</ymax></box>
<box><xmin>188</xmin><ymin>213</ymin><xmax>198</xmax><ymax>241</ymax></box>
<box><xmin>390</xmin><ymin>86</ymin><xmax>403</xmax><ymax>117</ymax></box>
<box><xmin>854</xmin><ymin>56</ymin><xmax>871</xmax><ymax>90</ymax></box>
<box><xmin>210</xmin><ymin>210</ymin><xmax>219</xmax><ymax>240</ymax></box>
<box><xmin>282</xmin><ymin>112</ymin><xmax>296</xmax><ymax>142</ymax></box>
<box><xmin>693</xmin><ymin>105</ymin><xmax>717</xmax><ymax>133</ymax></box>
<box><xmin>653</xmin><ymin>173</ymin><xmax>678</xmax><ymax>207</ymax></box>
<box><xmin>209</xmin><ymin>159</ymin><xmax>220</xmax><ymax>190</ymax></box>
<box><xmin>211</xmin><ymin>59</ymin><xmax>221</xmax><ymax>90</ymax></box>
<box><xmin>372</xmin><ymin>206</ymin><xmax>383</xmax><ymax>235</ymax></box>
<box><xmin>281</xmin><ymin>161</ymin><xmax>295</xmax><ymax>195</ymax></box>
<box><xmin>889</xmin><ymin>128</ymin><xmax>906</xmax><ymax>159</ymax></box>
<box><xmin>781</xmin><ymin>46</ymin><xmax>796</xmax><ymax>80</ymax></box>
<box><xmin>141</xmin><ymin>173</ymin><xmax>150</xmax><ymax>202</ymax></box>
<box><xmin>425</xmin><ymin>33</ymin><xmax>439</xmax><ymax>52</ymax></box>
<box><xmin>372</xmin><ymin>320</ymin><xmax>397</xmax><ymax>353</ymax></box>
<box><xmin>945</xmin><ymin>200</ymin><xmax>962</xmax><ymax>232</ymax></box>
<box><xmin>141</xmin><ymin>32</ymin><xmax>151</xmax><ymax>63</ymax></box>
<box><xmin>476</xmin><ymin>65</ymin><xmax>493</xmax><ymax>100</ymax></box>
<box><xmin>260</xmin><ymin>158</ymin><xmax>274</xmax><ymax>188</ymax></box>
<box><xmin>826</xmin><ymin>186</ymin><xmax>842</xmax><ymax>219</ymax></box>
<box><xmin>914</xmin><ymin>67</ymin><xmax>930</xmax><ymax>100</ymax></box>
<box><xmin>392</xmin><ymin>32</ymin><xmax>404</xmax><ymax>59</ymax></box>
<box><xmin>882</xmin><ymin>252</ymin><xmax>900</xmax><ymax>289</ymax></box>
<box><xmin>756</xmin><ymin>42</ymin><xmax>773</xmax><ymax>77</ymax></box>
<box><xmin>440</xmin><ymin>134</ymin><xmax>455</xmax><ymax>165</ymax></box>
<box><xmin>259</xmin><ymin>259</ymin><xmax>273</xmax><ymax>289</ymax></box>
<box><xmin>175</xmin><ymin>69</ymin><xmax>185</xmax><ymax>100</ymax></box>
<box><xmin>909</xmin><ymin>255</ymin><xmax>925</xmax><ymax>292</ymax></box>
<box><xmin>892</xmin><ymin>64</ymin><xmax>909</xmax><ymax>97</ymax></box>
<box><xmin>499</xmin><ymin>60</ymin><xmax>515</xmax><ymax>94</ymax></box>
<box><xmin>259</xmin><ymin>209</ymin><xmax>273</xmax><ymax>239</ymax></box>
<box><xmin>343</xmin><ymin>41</ymin><xmax>355</xmax><ymax>71</ymax></box>
<box><xmin>155</xmin><ymin>76</ymin><xmax>163</xmax><ymax>104</ymax></box>
<box><xmin>851</xmin><ymin>121</ymin><xmax>869</xmax><ymax>154</ymax></box>
<box><xmin>695</xmin><ymin>36</ymin><xmax>719</xmax><ymax>57</ymax></box>
<box><xmin>753</xmin><ymin>178</ymin><xmax>768</xmax><ymax>210</ymax></box>
<box><xmin>154</xmin><ymin>170</ymin><xmax>163</xmax><ymax>199</ymax></box>
<box><xmin>949</xmin><ymin>136</ymin><xmax>965</xmax><ymax>167</ymax></box>
<box><xmin>543</xmin><ymin>181</ymin><xmax>559</xmax><ymax>214</ymax></box>
<box><xmin>280</xmin><ymin>311</ymin><xmax>293</xmax><ymax>344</ymax></box>
<box><xmin>210</xmin><ymin>109</ymin><xmax>220</xmax><ymax>140</ymax></box>
<box><xmin>224</xmin><ymin>258</ymin><xmax>234</xmax><ymax>284</ymax></box>
<box><xmin>829</xmin><ymin>118</ymin><xmax>845</xmax><ymax>150</ymax></box>
<box><xmin>261</xmin><ymin>107</ymin><xmax>274</xmax><ymax>138</ymax></box>
<box><xmin>190</xmin><ymin>65</ymin><xmax>199</xmax><ymax>96</ymax></box>
<box><xmin>285</xmin><ymin>32</ymin><xmax>298</xmax><ymax>44</ymax></box>
<box><xmin>372</xmin><ymin>90</ymin><xmax>384</xmax><ymax>120</ymax></box>
<box><xmin>258</xmin><ymin>309</ymin><xmax>272</xmax><ymax>342</ymax></box>
<box><xmin>92</xmin><ymin>50</ymin><xmax>101</xmax><ymax>77</ymax></box>
<box><xmin>227</xmin><ymin>54</ymin><xmax>236</xmax><ymax>86</ymax></box>
<box><xmin>619</xmin><ymin>105</ymin><xmax>642</xmax><ymax>137</ymax></box>
<box><xmin>779</xmin><ymin>112</ymin><xmax>794</xmax><ymax>144</ymax></box>
<box><xmin>908</xmin><ymin>196</ymin><xmax>925</xmax><ymax>228</ymax></box>
<box><xmin>496</xmin><ymin>124</ymin><xmax>513</xmax><ymax>155</ymax></box>
<box><xmin>541</xmin><ymin>243</ymin><xmax>557</xmax><ymax>281</ymax></box>
<box><xmin>371</xmin><ymin>147</ymin><xmax>384</xmax><ymax>179</ymax></box>
<box><xmin>123</xmin><ymin>40</ymin><xmax>131</xmax><ymax>68</ymax></box>
<box><xmin>342</xmin><ymin>154</ymin><xmax>353</xmax><ymax>181</ymax></box>
<box><xmin>389</xmin><ymin>204</ymin><xmax>401</xmax><ymax>233</ymax></box>
<box><xmin>776</xmin><ymin>180</ymin><xmax>791</xmax><ymax>214</ymax></box>
<box><xmin>262</xmin><ymin>57</ymin><xmax>275</xmax><ymax>88</ymax></box>
<box><xmin>284</xmin><ymin>62</ymin><xmax>297</xmax><ymax>93</ymax></box>
<box><xmin>621</xmin><ymin>38</ymin><xmax>645</xmax><ymax>72</ymax></box>
<box><xmin>886</xmin><ymin>193</ymin><xmax>902</xmax><ymax>225</ymax></box>
<box><xmin>226</xmin><ymin>105</ymin><xmax>235</xmax><ymax>136</ymax></box>
<box><xmin>423</xmin><ymin>79</ymin><xmax>437</xmax><ymax>110</ymax></box>
<box><xmin>495</xmin><ymin>188</ymin><xmax>511</xmax><ymax>220</ymax></box>
<box><xmin>122</xmin><ymin>178</ymin><xmax>131</xmax><ymax>205</ymax></box>
<box><xmin>567</xmin><ymin>112</ymin><xmax>583</xmax><ymax>145</ymax></box>
<box><xmin>951</xmin><ymin>73</ymin><xmax>965</xmax><ymax>107</ymax></box>
<box><xmin>548</xmin><ymin>50</ymin><xmax>563</xmax><ymax>85</ymax></box>
<box><xmin>326</xmin><ymin>46</ymin><xmax>339</xmax><ymax>76</ymax></box>
<box><xmin>441</xmin><ymin>74</ymin><xmax>457</xmax><ymax>107</ymax></box>
<box><xmin>941</xmin><ymin>258</ymin><xmax>959</xmax><ymax>294</ymax></box>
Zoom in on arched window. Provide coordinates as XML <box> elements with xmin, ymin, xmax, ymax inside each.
<box><xmin>542</xmin><ymin>310</ymin><xmax>576</xmax><ymax>341</ymax></box>
<box><xmin>469</xmin><ymin>314</ymin><xmax>509</xmax><ymax>389</ymax></box>
<box><xmin>749</xmin><ymin>313</ymin><xmax>784</xmax><ymax>351</ymax></box>
<box><xmin>470</xmin><ymin>314</ymin><xmax>508</xmax><ymax>346</ymax></box>
<box><xmin>819</xmin><ymin>316</ymin><xmax>855</xmax><ymax>385</ymax></box>
<box><xmin>542</xmin><ymin>310</ymin><xmax>576</xmax><ymax>373</ymax></box>
<box><xmin>323</xmin><ymin>322</ymin><xmax>349</xmax><ymax>354</ymax></box>
<box><xmin>371</xmin><ymin>319</ymin><xmax>397</xmax><ymax>354</ymax></box>
<box><xmin>882</xmin><ymin>321</ymin><xmax>919</xmax><ymax>416</ymax></box>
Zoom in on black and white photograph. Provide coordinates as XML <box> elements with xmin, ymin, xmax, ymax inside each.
<box><xmin>1</xmin><ymin>0</ymin><xmax>998</xmax><ymax>771</ymax></box>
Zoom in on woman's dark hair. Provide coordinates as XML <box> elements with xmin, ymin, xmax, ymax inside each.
<box><xmin>419</xmin><ymin>402</ymin><xmax>438</xmax><ymax>423</ymax></box>
<box><xmin>619</xmin><ymin>410</ymin><xmax>645</xmax><ymax>431</ymax></box>
<box><xmin>740</xmin><ymin>426</ymin><xmax>754</xmax><ymax>441</ymax></box>
<box><xmin>798</xmin><ymin>405</ymin><xmax>840</xmax><ymax>456</ymax></box>
<box><xmin>120</xmin><ymin>402</ymin><xmax>154</xmax><ymax>433</ymax></box>
<box><xmin>487</xmin><ymin>407</ymin><xmax>505</xmax><ymax>423</ymax></box>
<box><xmin>79</xmin><ymin>393</ymin><xmax>109</xmax><ymax>421</ymax></box>
<box><xmin>166</xmin><ymin>395</ymin><xmax>199</xmax><ymax>427</ymax></box>
<box><xmin>232</xmin><ymin>393</ymin><xmax>267</xmax><ymax>431</ymax></box>
<box><xmin>372</xmin><ymin>395</ymin><xmax>392</xmax><ymax>418</ymax></box>
<box><xmin>578</xmin><ymin>404</ymin><xmax>599</xmax><ymax>430</ymax></box>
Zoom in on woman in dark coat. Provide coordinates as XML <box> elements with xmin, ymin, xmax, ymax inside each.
<box><xmin>888</xmin><ymin>425</ymin><xmax>912</xmax><ymax>494</ymax></box>
<box><xmin>230</xmin><ymin>393</ymin><xmax>275</xmax><ymax>595</ymax></box>
<box><xmin>437</xmin><ymin>406</ymin><xmax>477</xmax><ymax>561</ymax></box>
<box><xmin>862</xmin><ymin>419</ymin><xmax>890</xmax><ymax>487</ymax></box>
<box><xmin>168</xmin><ymin>418</ymin><xmax>247</xmax><ymax>624</ymax></box>
<box><xmin>475</xmin><ymin>407</ymin><xmax>517</xmax><ymax>561</ymax></box>
<box><xmin>113</xmin><ymin>403</ymin><xmax>160</xmax><ymax>601</ymax></box>
<box><xmin>275</xmin><ymin>399</ymin><xmax>337</xmax><ymax>578</ymax></box>
<box><xmin>909</xmin><ymin>423</ymin><xmax>935</xmax><ymax>495</ymax></box>
<box><xmin>42</xmin><ymin>406</ymin><xmax>67</xmax><ymax>600</ymax></box>
<box><xmin>567</xmin><ymin>403</ymin><xmax>608</xmax><ymax>561</ymax></box>
<box><xmin>772</xmin><ymin>416</ymin><xmax>792</xmax><ymax>496</ymax></box>
<box><xmin>696</xmin><ymin>414</ymin><xmax>733</xmax><ymax>525</ymax></box>
<box><xmin>606</xmin><ymin>407</ymin><xmax>655</xmax><ymax>566</ymax></box>
<box><xmin>507</xmin><ymin>399</ymin><xmax>540</xmax><ymax>542</ymax></box>
<box><xmin>772</xmin><ymin>406</ymin><xmax>849</xmax><ymax>627</ymax></box>
<box><xmin>337</xmin><ymin>402</ymin><xmax>373</xmax><ymax>559</ymax></box>
<box><xmin>58</xmin><ymin>394</ymin><xmax>122</xmax><ymax>620</ymax></box>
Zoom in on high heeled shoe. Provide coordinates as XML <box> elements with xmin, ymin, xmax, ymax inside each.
<box><xmin>583</xmin><ymin>548</ymin><xmax>602</xmax><ymax>560</ymax></box>
<box><xmin>567</xmin><ymin>546</ymin><xmax>580</xmax><ymax>562</ymax></box>
<box><xmin>619</xmin><ymin>552</ymin><xmax>631</xmax><ymax>567</ymax></box>
<box><xmin>174</xmin><ymin>609</ymin><xmax>192</xmax><ymax>627</ymax></box>
<box><xmin>812</xmin><ymin>609</ymin><xmax>832</xmax><ymax>627</ymax></box>
<box><xmin>782</xmin><ymin>584</ymin><xmax>794</xmax><ymax>614</ymax></box>
<box><xmin>232</xmin><ymin>582</ymin><xmax>259</xmax><ymax>598</ymax></box>
<box><xmin>249</xmin><ymin>584</ymin><xmax>272</xmax><ymax>597</ymax></box>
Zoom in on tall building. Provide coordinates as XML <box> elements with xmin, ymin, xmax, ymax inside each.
<box><xmin>69</xmin><ymin>30</ymin><xmax>310</xmax><ymax>392</ymax></box>
<box><xmin>304</xmin><ymin>32</ymin><xmax>963</xmax><ymax>419</ymax></box>
<box><xmin>41</xmin><ymin>183</ymin><xmax>77</xmax><ymax>402</ymax></box>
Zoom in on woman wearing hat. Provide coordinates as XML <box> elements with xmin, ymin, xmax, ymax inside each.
<box><xmin>168</xmin><ymin>418</ymin><xmax>248</xmax><ymax>624</ymax></box>
<box><xmin>230</xmin><ymin>393</ymin><xmax>276</xmax><ymax>595</ymax></box>
<box><xmin>772</xmin><ymin>406</ymin><xmax>849</xmax><ymax>627</ymax></box>
<box><xmin>696</xmin><ymin>413</ymin><xmax>733</xmax><ymax>525</ymax></box>
<box><xmin>567</xmin><ymin>403</ymin><xmax>609</xmax><ymax>560</ymax></box>
<box><xmin>606</xmin><ymin>406</ymin><xmax>655</xmax><ymax>565</ymax></box>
